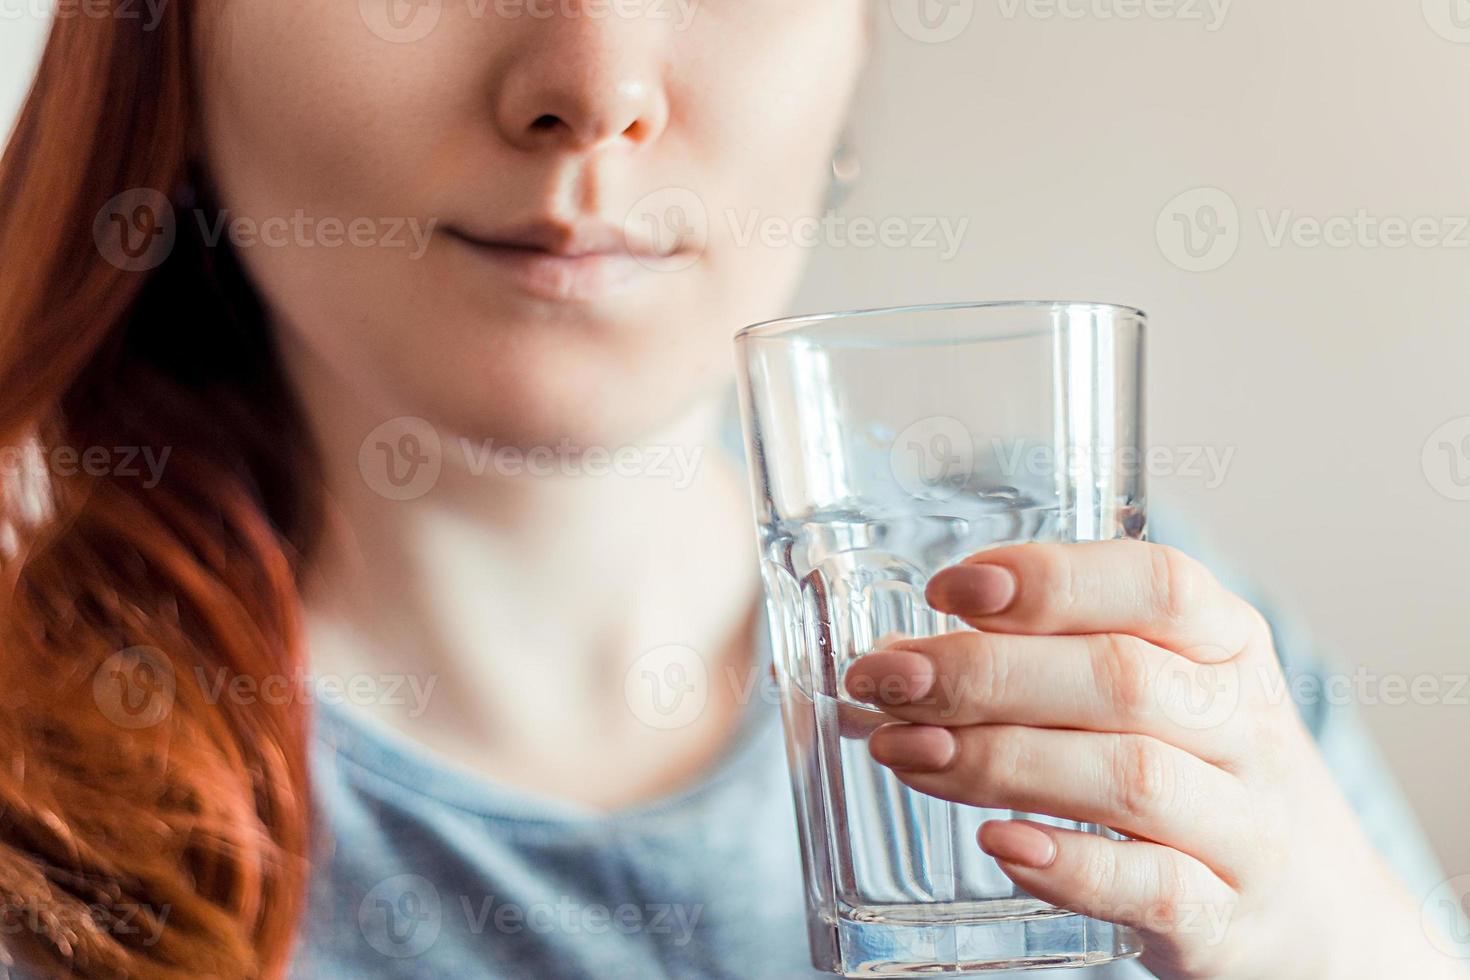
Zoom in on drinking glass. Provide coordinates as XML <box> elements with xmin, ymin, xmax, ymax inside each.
<box><xmin>734</xmin><ymin>301</ymin><xmax>1147</xmax><ymax>975</ymax></box>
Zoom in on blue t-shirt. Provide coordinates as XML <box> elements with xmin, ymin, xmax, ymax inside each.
<box><xmin>288</xmin><ymin>511</ymin><xmax>1465</xmax><ymax>979</ymax></box>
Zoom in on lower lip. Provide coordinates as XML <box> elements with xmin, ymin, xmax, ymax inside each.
<box><xmin>451</xmin><ymin>236</ymin><xmax>672</xmax><ymax>302</ymax></box>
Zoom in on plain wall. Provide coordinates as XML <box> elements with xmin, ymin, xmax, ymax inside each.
<box><xmin>0</xmin><ymin>10</ymin><xmax>46</xmax><ymax>133</ymax></box>
<box><xmin>4</xmin><ymin>0</ymin><xmax>1466</xmax><ymax>886</ymax></box>
<box><xmin>804</xmin><ymin>2</ymin><xmax>1470</xmax><ymax>886</ymax></box>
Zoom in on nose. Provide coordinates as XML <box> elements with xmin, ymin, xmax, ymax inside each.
<box><xmin>493</xmin><ymin>18</ymin><xmax>670</xmax><ymax>154</ymax></box>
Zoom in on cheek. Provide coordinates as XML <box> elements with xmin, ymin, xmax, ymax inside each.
<box><xmin>194</xmin><ymin>2</ymin><xmax>485</xmax><ymax>402</ymax></box>
<box><xmin>692</xmin><ymin>8</ymin><xmax>866</xmax><ymax>203</ymax></box>
<box><xmin>196</xmin><ymin>2</ymin><xmax>465</xmax><ymax>221</ymax></box>
<box><xmin>678</xmin><ymin>7</ymin><xmax>868</xmax><ymax>311</ymax></box>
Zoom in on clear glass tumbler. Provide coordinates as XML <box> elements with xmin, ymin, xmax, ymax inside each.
<box><xmin>734</xmin><ymin>301</ymin><xmax>1147</xmax><ymax>976</ymax></box>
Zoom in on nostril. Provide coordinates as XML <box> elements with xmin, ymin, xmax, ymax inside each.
<box><xmin>514</xmin><ymin>109</ymin><xmax>658</xmax><ymax>148</ymax></box>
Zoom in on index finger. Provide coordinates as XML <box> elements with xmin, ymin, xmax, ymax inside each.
<box><xmin>925</xmin><ymin>539</ymin><xmax>1266</xmax><ymax>659</ymax></box>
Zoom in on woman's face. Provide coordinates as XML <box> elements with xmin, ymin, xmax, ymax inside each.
<box><xmin>195</xmin><ymin>1</ymin><xmax>869</xmax><ymax>450</ymax></box>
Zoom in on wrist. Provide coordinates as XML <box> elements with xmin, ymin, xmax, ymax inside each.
<box><xmin>1308</xmin><ymin>862</ymin><xmax>1468</xmax><ymax>980</ymax></box>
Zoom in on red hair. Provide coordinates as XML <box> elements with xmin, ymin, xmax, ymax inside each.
<box><xmin>1</xmin><ymin>3</ymin><xmax>320</xmax><ymax>976</ymax></box>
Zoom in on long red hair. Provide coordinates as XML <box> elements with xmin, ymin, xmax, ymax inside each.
<box><xmin>0</xmin><ymin>4</ymin><xmax>320</xmax><ymax>977</ymax></box>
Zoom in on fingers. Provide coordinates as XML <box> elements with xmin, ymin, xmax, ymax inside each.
<box><xmin>868</xmin><ymin>723</ymin><xmax>1251</xmax><ymax>881</ymax></box>
<box><xmin>843</xmin><ymin>630</ymin><xmax>1250</xmax><ymax>766</ymax></box>
<box><xmin>976</xmin><ymin>819</ymin><xmax>1239</xmax><ymax>975</ymax></box>
<box><xmin>925</xmin><ymin>540</ymin><xmax>1266</xmax><ymax>659</ymax></box>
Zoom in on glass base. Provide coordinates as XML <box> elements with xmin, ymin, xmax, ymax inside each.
<box><xmin>812</xmin><ymin>904</ymin><xmax>1143</xmax><ymax>977</ymax></box>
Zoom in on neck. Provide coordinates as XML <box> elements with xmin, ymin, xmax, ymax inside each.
<box><xmin>281</xmin><ymin>336</ymin><xmax>765</xmax><ymax>806</ymax></box>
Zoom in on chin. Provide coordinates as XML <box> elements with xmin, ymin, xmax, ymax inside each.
<box><xmin>415</xmin><ymin>352</ymin><xmax>723</xmax><ymax>457</ymax></box>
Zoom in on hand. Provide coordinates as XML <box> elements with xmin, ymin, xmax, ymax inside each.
<box><xmin>843</xmin><ymin>540</ymin><xmax>1464</xmax><ymax>980</ymax></box>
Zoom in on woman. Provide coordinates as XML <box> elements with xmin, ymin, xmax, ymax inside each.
<box><xmin>0</xmin><ymin>2</ymin><xmax>1463</xmax><ymax>978</ymax></box>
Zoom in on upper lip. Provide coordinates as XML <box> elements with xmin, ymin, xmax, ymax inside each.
<box><xmin>448</xmin><ymin>217</ymin><xmax>675</xmax><ymax>259</ymax></box>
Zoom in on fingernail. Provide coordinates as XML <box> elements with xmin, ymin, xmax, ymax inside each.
<box><xmin>868</xmin><ymin>725</ymin><xmax>956</xmax><ymax>772</ymax></box>
<box><xmin>978</xmin><ymin>821</ymin><xmax>1057</xmax><ymax>869</ymax></box>
<box><xmin>845</xmin><ymin>650</ymin><xmax>935</xmax><ymax>705</ymax></box>
<box><xmin>927</xmin><ymin>563</ymin><xmax>1016</xmax><ymax>615</ymax></box>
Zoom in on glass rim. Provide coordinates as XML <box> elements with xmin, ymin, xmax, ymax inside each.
<box><xmin>735</xmin><ymin>299</ymin><xmax>1147</xmax><ymax>346</ymax></box>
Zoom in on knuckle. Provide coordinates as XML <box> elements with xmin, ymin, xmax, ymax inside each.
<box><xmin>1110</xmin><ymin>734</ymin><xmax>1171</xmax><ymax>822</ymax></box>
<box><xmin>1242</xmin><ymin>704</ymin><xmax>1296</xmax><ymax>778</ymax></box>
<box><xmin>1076</xmin><ymin>837</ymin><xmax>1120</xmax><ymax>898</ymax></box>
<box><xmin>975</xmin><ymin>726</ymin><xmax>1029</xmax><ymax>791</ymax></box>
<box><xmin>1149</xmin><ymin>544</ymin><xmax>1208</xmax><ymax>625</ymax></box>
<box><xmin>1090</xmin><ymin>633</ymin><xmax>1153</xmax><ymax>721</ymax></box>
<box><xmin>1243</xmin><ymin>603</ymin><xmax>1273</xmax><ymax>646</ymax></box>
<box><xmin>1036</xmin><ymin>544</ymin><xmax>1079</xmax><ymax>619</ymax></box>
<box><xmin>944</xmin><ymin>634</ymin><xmax>1006</xmax><ymax>715</ymax></box>
<box><xmin>1148</xmin><ymin>855</ymin><xmax>1193</xmax><ymax>929</ymax></box>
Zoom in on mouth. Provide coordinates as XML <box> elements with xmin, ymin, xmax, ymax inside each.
<box><xmin>444</xmin><ymin>217</ymin><xmax>697</xmax><ymax>302</ymax></box>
